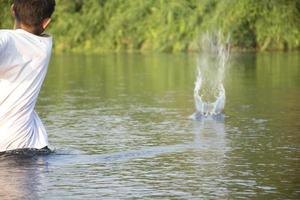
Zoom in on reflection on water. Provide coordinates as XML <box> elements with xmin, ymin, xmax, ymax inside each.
<box><xmin>0</xmin><ymin>155</ymin><xmax>49</xmax><ymax>199</ymax></box>
<box><xmin>191</xmin><ymin>118</ymin><xmax>229</xmax><ymax>198</ymax></box>
<box><xmin>0</xmin><ymin>52</ymin><xmax>299</xmax><ymax>199</ymax></box>
<box><xmin>193</xmin><ymin>117</ymin><xmax>226</xmax><ymax>151</ymax></box>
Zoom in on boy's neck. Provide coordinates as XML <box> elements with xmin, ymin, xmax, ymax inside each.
<box><xmin>15</xmin><ymin>21</ymin><xmax>43</xmax><ymax>36</ymax></box>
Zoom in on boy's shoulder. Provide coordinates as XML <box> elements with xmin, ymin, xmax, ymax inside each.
<box><xmin>0</xmin><ymin>29</ymin><xmax>14</xmax><ymax>33</ymax></box>
<box><xmin>0</xmin><ymin>29</ymin><xmax>13</xmax><ymax>46</ymax></box>
<box><xmin>0</xmin><ymin>29</ymin><xmax>29</xmax><ymax>48</ymax></box>
<box><xmin>0</xmin><ymin>29</ymin><xmax>52</xmax><ymax>44</ymax></box>
<box><xmin>0</xmin><ymin>29</ymin><xmax>52</xmax><ymax>56</ymax></box>
<box><xmin>0</xmin><ymin>29</ymin><xmax>20</xmax><ymax>40</ymax></box>
<box><xmin>0</xmin><ymin>29</ymin><xmax>16</xmax><ymax>36</ymax></box>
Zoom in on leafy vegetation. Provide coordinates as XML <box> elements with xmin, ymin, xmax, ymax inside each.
<box><xmin>1</xmin><ymin>0</ymin><xmax>299</xmax><ymax>52</ymax></box>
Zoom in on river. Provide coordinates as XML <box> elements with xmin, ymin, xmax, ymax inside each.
<box><xmin>0</xmin><ymin>52</ymin><xmax>299</xmax><ymax>199</ymax></box>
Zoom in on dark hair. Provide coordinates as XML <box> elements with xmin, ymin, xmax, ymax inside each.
<box><xmin>13</xmin><ymin>0</ymin><xmax>56</xmax><ymax>27</ymax></box>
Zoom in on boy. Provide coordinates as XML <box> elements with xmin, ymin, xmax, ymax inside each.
<box><xmin>0</xmin><ymin>0</ymin><xmax>56</xmax><ymax>152</ymax></box>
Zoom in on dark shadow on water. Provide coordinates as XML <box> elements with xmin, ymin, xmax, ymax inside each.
<box><xmin>47</xmin><ymin>143</ymin><xmax>194</xmax><ymax>166</ymax></box>
<box><xmin>0</xmin><ymin>147</ymin><xmax>53</xmax><ymax>157</ymax></box>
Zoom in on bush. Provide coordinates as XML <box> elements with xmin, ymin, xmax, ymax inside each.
<box><xmin>1</xmin><ymin>0</ymin><xmax>299</xmax><ymax>52</ymax></box>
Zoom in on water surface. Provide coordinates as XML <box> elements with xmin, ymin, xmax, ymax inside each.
<box><xmin>0</xmin><ymin>52</ymin><xmax>299</xmax><ymax>199</ymax></box>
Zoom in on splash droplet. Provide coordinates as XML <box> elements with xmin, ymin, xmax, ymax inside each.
<box><xmin>191</xmin><ymin>31</ymin><xmax>230</xmax><ymax>120</ymax></box>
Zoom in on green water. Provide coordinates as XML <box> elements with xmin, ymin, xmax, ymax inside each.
<box><xmin>0</xmin><ymin>52</ymin><xmax>299</xmax><ymax>199</ymax></box>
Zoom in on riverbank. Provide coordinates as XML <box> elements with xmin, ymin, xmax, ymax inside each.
<box><xmin>1</xmin><ymin>0</ymin><xmax>299</xmax><ymax>53</ymax></box>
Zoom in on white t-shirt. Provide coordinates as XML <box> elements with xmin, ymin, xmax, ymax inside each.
<box><xmin>0</xmin><ymin>29</ymin><xmax>52</xmax><ymax>152</ymax></box>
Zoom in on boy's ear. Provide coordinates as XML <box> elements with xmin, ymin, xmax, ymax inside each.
<box><xmin>41</xmin><ymin>18</ymin><xmax>51</xmax><ymax>30</ymax></box>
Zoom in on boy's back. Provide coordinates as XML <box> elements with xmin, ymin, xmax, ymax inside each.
<box><xmin>0</xmin><ymin>0</ymin><xmax>55</xmax><ymax>152</ymax></box>
<box><xmin>0</xmin><ymin>29</ymin><xmax>52</xmax><ymax>151</ymax></box>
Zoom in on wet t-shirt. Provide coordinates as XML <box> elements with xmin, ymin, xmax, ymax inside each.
<box><xmin>0</xmin><ymin>29</ymin><xmax>52</xmax><ymax>152</ymax></box>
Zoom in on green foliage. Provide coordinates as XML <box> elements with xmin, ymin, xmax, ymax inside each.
<box><xmin>0</xmin><ymin>0</ymin><xmax>299</xmax><ymax>52</ymax></box>
<box><xmin>0</xmin><ymin>0</ymin><xmax>13</xmax><ymax>28</ymax></box>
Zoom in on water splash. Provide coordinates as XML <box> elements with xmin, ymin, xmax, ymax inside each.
<box><xmin>190</xmin><ymin>32</ymin><xmax>230</xmax><ymax>120</ymax></box>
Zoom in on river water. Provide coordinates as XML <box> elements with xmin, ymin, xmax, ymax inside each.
<box><xmin>0</xmin><ymin>52</ymin><xmax>299</xmax><ymax>199</ymax></box>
